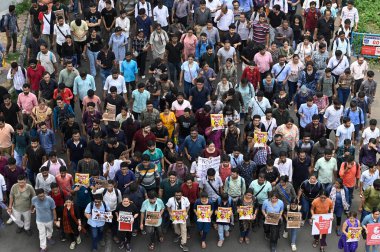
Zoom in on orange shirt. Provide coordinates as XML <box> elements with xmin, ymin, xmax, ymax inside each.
<box><xmin>0</xmin><ymin>124</ymin><xmax>14</xmax><ymax>148</ymax></box>
<box><xmin>339</xmin><ymin>162</ymin><xmax>361</xmax><ymax>188</ymax></box>
<box><xmin>311</xmin><ymin>197</ymin><xmax>333</xmax><ymax>214</ymax></box>
<box><xmin>219</xmin><ymin>164</ymin><xmax>232</xmax><ymax>184</ymax></box>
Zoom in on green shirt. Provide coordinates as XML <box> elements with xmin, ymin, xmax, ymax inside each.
<box><xmin>314</xmin><ymin>157</ymin><xmax>338</xmax><ymax>184</ymax></box>
<box><xmin>143</xmin><ymin>148</ymin><xmax>164</xmax><ymax>173</ymax></box>
<box><xmin>58</xmin><ymin>68</ymin><xmax>79</xmax><ymax>88</ymax></box>
<box><xmin>363</xmin><ymin>186</ymin><xmax>380</xmax><ymax>212</ymax></box>
<box><xmin>159</xmin><ymin>178</ymin><xmax>182</xmax><ymax>204</ymax></box>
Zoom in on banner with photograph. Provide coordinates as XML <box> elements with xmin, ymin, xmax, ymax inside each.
<box><xmin>92</xmin><ymin>209</ymin><xmax>112</xmax><ymax>223</ymax></box>
<box><xmin>286</xmin><ymin>212</ymin><xmax>302</xmax><ymax>229</ymax></box>
<box><xmin>238</xmin><ymin>206</ymin><xmax>253</xmax><ymax>220</ymax></box>
<box><xmin>254</xmin><ymin>131</ymin><xmax>268</xmax><ymax>147</ymax></box>
<box><xmin>171</xmin><ymin>210</ymin><xmax>186</xmax><ymax>224</ymax></box>
<box><xmin>216</xmin><ymin>207</ymin><xmax>232</xmax><ymax>223</ymax></box>
<box><xmin>103</xmin><ymin>103</ymin><xmax>116</xmax><ymax>121</ymax></box>
<box><xmin>264</xmin><ymin>212</ymin><xmax>281</xmax><ymax>225</ymax></box>
<box><xmin>118</xmin><ymin>211</ymin><xmax>134</xmax><ymax>231</ymax></box>
<box><xmin>311</xmin><ymin>213</ymin><xmax>333</xmax><ymax>235</ymax></box>
<box><xmin>210</xmin><ymin>114</ymin><xmax>224</xmax><ymax>130</ymax></box>
<box><xmin>145</xmin><ymin>211</ymin><xmax>160</xmax><ymax>226</ymax></box>
<box><xmin>75</xmin><ymin>173</ymin><xmax>89</xmax><ymax>186</ymax></box>
<box><xmin>366</xmin><ymin>223</ymin><xmax>380</xmax><ymax>245</ymax></box>
<box><xmin>196</xmin><ymin>205</ymin><xmax>211</xmax><ymax>222</ymax></box>
<box><xmin>346</xmin><ymin>227</ymin><xmax>361</xmax><ymax>242</ymax></box>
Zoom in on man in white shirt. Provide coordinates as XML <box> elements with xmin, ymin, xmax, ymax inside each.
<box><xmin>53</xmin><ymin>16</ymin><xmax>71</xmax><ymax>60</ymax></box>
<box><xmin>0</xmin><ymin>173</ymin><xmax>6</xmax><ymax>204</ymax></box>
<box><xmin>274</xmin><ymin>152</ymin><xmax>293</xmax><ymax>182</ymax></box>
<box><xmin>327</xmin><ymin>50</ymin><xmax>349</xmax><ymax>80</ymax></box>
<box><xmin>214</xmin><ymin>5</ymin><xmax>234</xmax><ymax>34</ymax></box>
<box><xmin>153</xmin><ymin>1</ymin><xmax>169</xmax><ymax>30</ymax></box>
<box><xmin>35</xmin><ymin>166</ymin><xmax>56</xmax><ymax>194</ymax></box>
<box><xmin>206</xmin><ymin>0</ymin><xmax>221</xmax><ymax>18</ymax></box>
<box><xmin>361</xmin><ymin>119</ymin><xmax>380</xmax><ymax>146</ymax></box>
<box><xmin>98</xmin><ymin>0</ymin><xmax>115</xmax><ymax>12</ymax></box>
<box><xmin>103</xmin><ymin>69</ymin><xmax>128</xmax><ymax>100</ymax></box>
<box><xmin>115</xmin><ymin>10</ymin><xmax>131</xmax><ymax>40</ymax></box>
<box><xmin>261</xmin><ymin>109</ymin><xmax>277</xmax><ymax>142</ymax></box>
<box><xmin>336</xmin><ymin>117</ymin><xmax>355</xmax><ymax>146</ymax></box>
<box><xmin>270</xmin><ymin>0</ymin><xmax>288</xmax><ymax>13</ymax></box>
<box><xmin>40</xmin><ymin>6</ymin><xmax>56</xmax><ymax>49</ymax></box>
<box><xmin>103</xmin><ymin>155</ymin><xmax>123</xmax><ymax>180</ymax></box>
<box><xmin>332</xmin><ymin>31</ymin><xmax>351</xmax><ymax>58</ymax></box>
<box><xmin>350</xmin><ymin>55</ymin><xmax>368</xmax><ymax>96</ymax></box>
<box><xmin>340</xmin><ymin>0</ymin><xmax>359</xmax><ymax>31</ymax></box>
<box><xmin>7</xmin><ymin>62</ymin><xmax>26</xmax><ymax>93</ymax></box>
<box><xmin>248</xmin><ymin>91</ymin><xmax>271</xmax><ymax>118</ymax></box>
<box><xmin>324</xmin><ymin>99</ymin><xmax>344</xmax><ymax>138</ymax></box>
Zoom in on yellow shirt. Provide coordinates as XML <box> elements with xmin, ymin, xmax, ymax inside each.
<box><xmin>160</xmin><ymin>112</ymin><xmax>176</xmax><ymax>138</ymax></box>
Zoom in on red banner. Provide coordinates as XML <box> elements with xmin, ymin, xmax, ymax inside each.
<box><xmin>366</xmin><ymin>223</ymin><xmax>380</xmax><ymax>245</ymax></box>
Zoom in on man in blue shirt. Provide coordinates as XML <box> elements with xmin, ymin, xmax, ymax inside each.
<box><xmin>189</xmin><ymin>77</ymin><xmax>210</xmax><ymax>113</ymax></box>
<box><xmin>38</xmin><ymin>122</ymin><xmax>55</xmax><ymax>155</ymax></box>
<box><xmin>183</xmin><ymin>127</ymin><xmax>206</xmax><ymax>162</ymax></box>
<box><xmin>271</xmin><ymin>54</ymin><xmax>290</xmax><ymax>91</ymax></box>
<box><xmin>120</xmin><ymin>52</ymin><xmax>138</xmax><ymax>95</ymax></box>
<box><xmin>298</xmin><ymin>96</ymin><xmax>318</xmax><ymax>138</ymax></box>
<box><xmin>114</xmin><ymin>161</ymin><xmax>136</xmax><ymax>194</ymax></box>
<box><xmin>345</xmin><ymin>100</ymin><xmax>364</xmax><ymax>142</ymax></box>
<box><xmin>73</xmin><ymin>71</ymin><xmax>96</xmax><ymax>108</ymax></box>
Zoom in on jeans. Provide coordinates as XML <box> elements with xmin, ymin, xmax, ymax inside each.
<box><xmin>347</xmin><ymin>186</ymin><xmax>354</xmax><ymax>207</ymax></box>
<box><xmin>87</xmin><ymin>50</ymin><xmax>99</xmax><ymax>77</ymax></box>
<box><xmin>36</xmin><ymin>221</ymin><xmax>53</xmax><ymax>250</ymax></box>
<box><xmin>354</xmin><ymin>124</ymin><xmax>361</xmax><ymax>142</ymax></box>
<box><xmin>6</xmin><ymin>32</ymin><xmax>17</xmax><ymax>53</ymax></box>
<box><xmin>145</xmin><ymin>225</ymin><xmax>163</xmax><ymax>244</ymax></box>
<box><xmin>27</xmin><ymin>168</ymin><xmax>37</xmax><ymax>187</ymax></box>
<box><xmin>168</xmin><ymin>62</ymin><xmax>181</xmax><ymax>81</ymax></box>
<box><xmin>338</xmin><ymin>88</ymin><xmax>350</xmax><ymax>107</ymax></box>
<box><xmin>90</xmin><ymin>225</ymin><xmax>104</xmax><ymax>250</ymax></box>
<box><xmin>13</xmin><ymin>150</ymin><xmax>23</xmax><ymax>166</ymax></box>
<box><xmin>100</xmin><ymin>68</ymin><xmax>112</xmax><ymax>87</ymax></box>
<box><xmin>184</xmin><ymin>81</ymin><xmax>192</xmax><ymax>98</ymax></box>
<box><xmin>301</xmin><ymin>196</ymin><xmax>312</xmax><ymax>220</ymax></box>
<box><xmin>73</xmin><ymin>0</ymin><xmax>79</xmax><ymax>14</ymax></box>
<box><xmin>290</xmin><ymin>228</ymin><xmax>297</xmax><ymax>245</ymax></box>
<box><xmin>196</xmin><ymin>222</ymin><xmax>211</xmax><ymax>241</ymax></box>
<box><xmin>366</xmin><ymin>245</ymin><xmax>380</xmax><ymax>252</ymax></box>
<box><xmin>218</xmin><ymin>224</ymin><xmax>229</xmax><ymax>241</ymax></box>
<box><xmin>288</xmin><ymin>81</ymin><xmax>298</xmax><ymax>100</ymax></box>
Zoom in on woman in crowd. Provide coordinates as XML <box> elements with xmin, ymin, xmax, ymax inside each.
<box><xmin>62</xmin><ymin>196</ymin><xmax>84</xmax><ymax>250</ymax></box>
<box><xmin>262</xmin><ymin>192</ymin><xmax>284</xmax><ymax>252</ymax></box>
<box><xmin>180</xmin><ymin>27</ymin><xmax>197</xmax><ymax>61</ymax></box>
<box><xmin>338</xmin><ymin>211</ymin><xmax>361</xmax><ymax>252</ymax></box>
<box><xmin>220</xmin><ymin>58</ymin><xmax>238</xmax><ymax>86</ymax></box>
<box><xmin>179</xmin><ymin>54</ymin><xmax>199</xmax><ymax>98</ymax></box>
<box><xmin>327</xmin><ymin>179</ymin><xmax>350</xmax><ymax>236</ymax></box>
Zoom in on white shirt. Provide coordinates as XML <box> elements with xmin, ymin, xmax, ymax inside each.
<box><xmin>206</xmin><ymin>0</ymin><xmax>221</xmax><ymax>17</ymax></box>
<box><xmin>103</xmin><ymin>159</ymin><xmax>123</xmax><ymax>180</ymax></box>
<box><xmin>115</xmin><ymin>16</ymin><xmax>131</xmax><ymax>38</ymax></box>
<box><xmin>153</xmin><ymin>6</ymin><xmax>169</xmax><ymax>27</ymax></box>
<box><xmin>324</xmin><ymin>105</ymin><xmax>344</xmax><ymax>130</ymax></box>
<box><xmin>166</xmin><ymin>196</ymin><xmax>190</xmax><ymax>210</ymax></box>
<box><xmin>274</xmin><ymin>158</ymin><xmax>293</xmax><ymax>182</ymax></box>
<box><xmin>104</xmin><ymin>75</ymin><xmax>127</xmax><ymax>94</ymax></box>
<box><xmin>94</xmin><ymin>188</ymin><xmax>122</xmax><ymax>211</ymax></box>
<box><xmin>7</xmin><ymin>66</ymin><xmax>27</xmax><ymax>91</ymax></box>
<box><xmin>302</xmin><ymin>0</ymin><xmax>319</xmax><ymax>9</ymax></box>
<box><xmin>0</xmin><ymin>174</ymin><xmax>6</xmax><ymax>202</ymax></box>
<box><xmin>54</xmin><ymin>23</ymin><xmax>71</xmax><ymax>45</ymax></box>
<box><xmin>350</xmin><ymin>60</ymin><xmax>368</xmax><ymax>80</ymax></box>
<box><xmin>341</xmin><ymin>6</ymin><xmax>359</xmax><ymax>28</ymax></box>
<box><xmin>41</xmin><ymin>12</ymin><xmax>52</xmax><ymax>35</ymax></box>
<box><xmin>336</xmin><ymin>124</ymin><xmax>355</xmax><ymax>146</ymax></box>
<box><xmin>261</xmin><ymin>116</ymin><xmax>277</xmax><ymax>141</ymax></box>
<box><xmin>37</xmin><ymin>51</ymin><xmax>57</xmax><ymax>75</ymax></box>
<box><xmin>35</xmin><ymin>173</ymin><xmax>56</xmax><ymax>194</ymax></box>
<box><xmin>171</xmin><ymin>100</ymin><xmax>192</xmax><ymax>117</ymax></box>
<box><xmin>362</xmin><ymin>127</ymin><xmax>380</xmax><ymax>145</ymax></box>
<box><xmin>332</xmin><ymin>38</ymin><xmax>351</xmax><ymax>57</ymax></box>
<box><xmin>270</xmin><ymin>0</ymin><xmax>288</xmax><ymax>13</ymax></box>
<box><xmin>248</xmin><ymin>97</ymin><xmax>271</xmax><ymax>117</ymax></box>
<box><xmin>135</xmin><ymin>1</ymin><xmax>153</xmax><ymax>17</ymax></box>
<box><xmin>327</xmin><ymin>56</ymin><xmax>350</xmax><ymax>76</ymax></box>
<box><xmin>214</xmin><ymin>9</ymin><xmax>234</xmax><ymax>31</ymax></box>
<box><xmin>360</xmin><ymin>169</ymin><xmax>379</xmax><ymax>190</ymax></box>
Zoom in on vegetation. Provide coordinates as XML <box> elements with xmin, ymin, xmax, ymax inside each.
<box><xmin>14</xmin><ymin>0</ymin><xmax>31</xmax><ymax>16</ymax></box>
<box><xmin>356</xmin><ymin>0</ymin><xmax>380</xmax><ymax>34</ymax></box>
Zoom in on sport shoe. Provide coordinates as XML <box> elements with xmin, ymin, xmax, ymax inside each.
<box><xmin>217</xmin><ymin>240</ymin><xmax>223</xmax><ymax>247</ymax></box>
<box><xmin>6</xmin><ymin>218</ymin><xmax>13</xmax><ymax>225</ymax></box>
<box><xmin>132</xmin><ymin>231</ymin><xmax>137</xmax><ymax>237</ymax></box>
<box><xmin>99</xmin><ymin>239</ymin><xmax>106</xmax><ymax>247</ymax></box>
<box><xmin>291</xmin><ymin>244</ymin><xmax>297</xmax><ymax>251</ymax></box>
<box><xmin>301</xmin><ymin>221</ymin><xmax>305</xmax><ymax>227</ymax></box>
<box><xmin>40</xmin><ymin>249</ymin><xmax>47</xmax><ymax>252</ymax></box>
<box><xmin>283</xmin><ymin>231</ymin><xmax>288</xmax><ymax>238</ymax></box>
<box><xmin>119</xmin><ymin>242</ymin><xmax>125</xmax><ymax>250</ymax></box>
<box><xmin>225</xmin><ymin>231</ymin><xmax>230</xmax><ymax>237</ymax></box>
<box><xmin>142</xmin><ymin>75</ymin><xmax>146</xmax><ymax>79</ymax></box>
<box><xmin>76</xmin><ymin>236</ymin><xmax>81</xmax><ymax>244</ymax></box>
<box><xmin>126</xmin><ymin>243</ymin><xmax>131</xmax><ymax>252</ymax></box>
<box><xmin>16</xmin><ymin>227</ymin><xmax>23</xmax><ymax>233</ymax></box>
<box><xmin>25</xmin><ymin>229</ymin><xmax>33</xmax><ymax>236</ymax></box>
<box><xmin>70</xmin><ymin>242</ymin><xmax>76</xmax><ymax>250</ymax></box>
<box><xmin>173</xmin><ymin>235</ymin><xmax>181</xmax><ymax>243</ymax></box>
<box><xmin>47</xmin><ymin>238</ymin><xmax>56</xmax><ymax>245</ymax></box>
<box><xmin>141</xmin><ymin>230</ymin><xmax>147</xmax><ymax>235</ymax></box>
<box><xmin>180</xmin><ymin>243</ymin><xmax>189</xmax><ymax>252</ymax></box>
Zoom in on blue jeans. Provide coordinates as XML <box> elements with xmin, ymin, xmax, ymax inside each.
<box><xmin>73</xmin><ymin>0</ymin><xmax>79</xmax><ymax>14</ymax></box>
<box><xmin>87</xmin><ymin>50</ymin><xmax>99</xmax><ymax>77</ymax></box>
<box><xmin>288</xmin><ymin>81</ymin><xmax>297</xmax><ymax>100</ymax></box>
<box><xmin>347</xmin><ymin>187</ymin><xmax>354</xmax><ymax>207</ymax></box>
<box><xmin>366</xmin><ymin>245</ymin><xmax>380</xmax><ymax>252</ymax></box>
<box><xmin>218</xmin><ymin>224</ymin><xmax>229</xmax><ymax>241</ymax></box>
<box><xmin>196</xmin><ymin>222</ymin><xmax>211</xmax><ymax>241</ymax></box>
<box><xmin>71</xmin><ymin>160</ymin><xmax>78</xmax><ymax>173</ymax></box>
<box><xmin>338</xmin><ymin>88</ymin><xmax>350</xmax><ymax>107</ymax></box>
<box><xmin>168</xmin><ymin>62</ymin><xmax>181</xmax><ymax>81</ymax></box>
<box><xmin>301</xmin><ymin>196</ymin><xmax>312</xmax><ymax>220</ymax></box>
<box><xmin>184</xmin><ymin>81</ymin><xmax>193</xmax><ymax>98</ymax></box>
<box><xmin>14</xmin><ymin>150</ymin><xmax>23</xmax><ymax>166</ymax></box>
<box><xmin>100</xmin><ymin>68</ymin><xmax>112</xmax><ymax>87</ymax></box>
<box><xmin>90</xmin><ymin>226</ymin><xmax>104</xmax><ymax>250</ymax></box>
<box><xmin>290</xmin><ymin>228</ymin><xmax>297</xmax><ymax>245</ymax></box>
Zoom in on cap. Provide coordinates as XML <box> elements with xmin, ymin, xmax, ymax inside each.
<box><xmin>115</xmin><ymin>27</ymin><xmax>122</xmax><ymax>32</ymax></box>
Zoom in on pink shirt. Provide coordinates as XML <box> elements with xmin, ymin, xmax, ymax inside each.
<box><xmin>313</xmin><ymin>95</ymin><xmax>329</xmax><ymax>113</ymax></box>
<box><xmin>55</xmin><ymin>174</ymin><xmax>73</xmax><ymax>197</ymax></box>
<box><xmin>82</xmin><ymin>95</ymin><xmax>102</xmax><ymax>112</ymax></box>
<box><xmin>0</xmin><ymin>124</ymin><xmax>14</xmax><ymax>148</ymax></box>
<box><xmin>254</xmin><ymin>51</ymin><xmax>273</xmax><ymax>73</ymax></box>
<box><xmin>17</xmin><ymin>92</ymin><xmax>38</xmax><ymax>114</ymax></box>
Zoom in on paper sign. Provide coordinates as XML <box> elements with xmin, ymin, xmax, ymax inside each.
<box><xmin>286</xmin><ymin>212</ymin><xmax>302</xmax><ymax>229</ymax></box>
<box><xmin>75</xmin><ymin>173</ymin><xmax>89</xmax><ymax>186</ymax></box>
<box><xmin>238</xmin><ymin>206</ymin><xmax>253</xmax><ymax>220</ymax></box>
<box><xmin>211</xmin><ymin>114</ymin><xmax>224</xmax><ymax>130</ymax></box>
<box><xmin>102</xmin><ymin>103</ymin><xmax>116</xmax><ymax>121</ymax></box>
<box><xmin>311</xmin><ymin>213</ymin><xmax>333</xmax><ymax>235</ymax></box>
<box><xmin>118</xmin><ymin>211</ymin><xmax>134</xmax><ymax>231</ymax></box>
<box><xmin>196</xmin><ymin>205</ymin><xmax>211</xmax><ymax>222</ymax></box>
<box><xmin>216</xmin><ymin>207</ymin><xmax>232</xmax><ymax>223</ymax></box>
<box><xmin>346</xmin><ymin>227</ymin><xmax>361</xmax><ymax>242</ymax></box>
<box><xmin>196</xmin><ymin>156</ymin><xmax>221</xmax><ymax>179</ymax></box>
<box><xmin>92</xmin><ymin>209</ymin><xmax>112</xmax><ymax>222</ymax></box>
<box><xmin>366</xmin><ymin>223</ymin><xmax>380</xmax><ymax>245</ymax></box>
<box><xmin>265</xmin><ymin>212</ymin><xmax>281</xmax><ymax>225</ymax></box>
<box><xmin>145</xmin><ymin>211</ymin><xmax>160</xmax><ymax>226</ymax></box>
<box><xmin>171</xmin><ymin>210</ymin><xmax>187</xmax><ymax>224</ymax></box>
<box><xmin>254</xmin><ymin>131</ymin><xmax>268</xmax><ymax>147</ymax></box>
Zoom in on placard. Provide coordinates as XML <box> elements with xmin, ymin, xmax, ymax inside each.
<box><xmin>171</xmin><ymin>210</ymin><xmax>186</xmax><ymax>224</ymax></box>
<box><xmin>346</xmin><ymin>227</ymin><xmax>361</xmax><ymax>242</ymax></box>
<box><xmin>118</xmin><ymin>211</ymin><xmax>133</xmax><ymax>231</ymax></box>
<box><xmin>311</xmin><ymin>213</ymin><xmax>333</xmax><ymax>235</ymax></box>
<box><xmin>265</xmin><ymin>212</ymin><xmax>281</xmax><ymax>225</ymax></box>
<box><xmin>216</xmin><ymin>207</ymin><xmax>232</xmax><ymax>223</ymax></box>
<box><xmin>196</xmin><ymin>156</ymin><xmax>220</xmax><ymax>179</ymax></box>
<box><xmin>102</xmin><ymin>103</ymin><xmax>116</xmax><ymax>121</ymax></box>
<box><xmin>75</xmin><ymin>173</ymin><xmax>89</xmax><ymax>186</ymax></box>
<box><xmin>286</xmin><ymin>212</ymin><xmax>302</xmax><ymax>229</ymax></box>
<box><xmin>210</xmin><ymin>114</ymin><xmax>224</xmax><ymax>130</ymax></box>
<box><xmin>92</xmin><ymin>209</ymin><xmax>112</xmax><ymax>222</ymax></box>
<box><xmin>196</xmin><ymin>205</ymin><xmax>211</xmax><ymax>222</ymax></box>
<box><xmin>366</xmin><ymin>223</ymin><xmax>380</xmax><ymax>245</ymax></box>
<box><xmin>238</xmin><ymin>206</ymin><xmax>253</xmax><ymax>220</ymax></box>
<box><xmin>254</xmin><ymin>131</ymin><xmax>268</xmax><ymax>147</ymax></box>
<box><xmin>145</xmin><ymin>211</ymin><xmax>160</xmax><ymax>226</ymax></box>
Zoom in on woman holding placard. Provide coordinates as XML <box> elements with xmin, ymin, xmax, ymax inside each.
<box><xmin>194</xmin><ymin>191</ymin><xmax>214</xmax><ymax>249</ymax></box>
<box><xmin>285</xmin><ymin>199</ymin><xmax>302</xmax><ymax>251</ymax></box>
<box><xmin>338</xmin><ymin>211</ymin><xmax>360</xmax><ymax>252</ymax></box>
<box><xmin>262</xmin><ymin>192</ymin><xmax>284</xmax><ymax>252</ymax></box>
<box><xmin>236</xmin><ymin>189</ymin><xmax>258</xmax><ymax>244</ymax></box>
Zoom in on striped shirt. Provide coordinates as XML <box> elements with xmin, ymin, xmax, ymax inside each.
<box><xmin>251</xmin><ymin>21</ymin><xmax>269</xmax><ymax>44</ymax></box>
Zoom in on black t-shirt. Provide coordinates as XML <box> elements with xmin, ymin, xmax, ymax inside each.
<box><xmin>268</xmin><ymin>11</ymin><xmax>286</xmax><ymax>28</ymax></box>
<box><xmin>221</xmin><ymin>33</ymin><xmax>241</xmax><ymax>45</ymax></box>
<box><xmin>104</xmin><ymin>94</ymin><xmax>126</xmax><ymax>115</ymax></box>
<box><xmin>244</xmin><ymin>122</ymin><xmax>267</xmax><ymax>134</ymax></box>
<box><xmin>25</xmin><ymin>146</ymin><xmax>46</xmax><ymax>172</ymax></box>
<box><xmin>149</xmin><ymin>62</ymin><xmax>168</xmax><ymax>73</ymax></box>
<box><xmin>0</xmin><ymin>86</ymin><xmax>8</xmax><ymax>104</ymax></box>
<box><xmin>29</xmin><ymin>6</ymin><xmax>41</xmax><ymax>24</ymax></box>
<box><xmin>86</xmin><ymin>35</ymin><xmax>103</xmax><ymax>52</ymax></box>
<box><xmin>85</xmin><ymin>10</ymin><xmax>101</xmax><ymax>31</ymax></box>
<box><xmin>259</xmin><ymin>167</ymin><xmax>280</xmax><ymax>183</ymax></box>
<box><xmin>28</xmin><ymin>38</ymin><xmax>46</xmax><ymax>59</ymax></box>
<box><xmin>39</xmin><ymin>80</ymin><xmax>58</xmax><ymax>100</ymax></box>
<box><xmin>0</xmin><ymin>102</ymin><xmax>20</xmax><ymax>128</ymax></box>
<box><xmin>101</xmin><ymin>8</ymin><xmax>117</xmax><ymax>28</ymax></box>
<box><xmin>189</xmin><ymin>87</ymin><xmax>210</xmax><ymax>112</ymax></box>
<box><xmin>242</xmin><ymin>46</ymin><xmax>259</xmax><ymax>63</ymax></box>
<box><xmin>87</xmin><ymin>140</ymin><xmax>107</xmax><ymax>166</ymax></box>
<box><xmin>316</xmin><ymin>18</ymin><xmax>334</xmax><ymax>37</ymax></box>
<box><xmin>165</xmin><ymin>42</ymin><xmax>184</xmax><ymax>63</ymax></box>
<box><xmin>151</xmin><ymin>126</ymin><xmax>169</xmax><ymax>150</ymax></box>
<box><xmin>60</xmin><ymin>122</ymin><xmax>81</xmax><ymax>142</ymax></box>
<box><xmin>177</xmin><ymin>115</ymin><xmax>196</xmax><ymax>137</ymax></box>
<box><xmin>97</xmin><ymin>50</ymin><xmax>116</xmax><ymax>70</ymax></box>
<box><xmin>115</xmin><ymin>202</ymin><xmax>139</xmax><ymax>216</ymax></box>
<box><xmin>105</xmin><ymin>142</ymin><xmax>126</xmax><ymax>159</ymax></box>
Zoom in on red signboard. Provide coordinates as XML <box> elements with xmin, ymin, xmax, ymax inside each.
<box><xmin>361</xmin><ymin>46</ymin><xmax>380</xmax><ymax>56</ymax></box>
<box><xmin>366</xmin><ymin>223</ymin><xmax>380</xmax><ymax>245</ymax></box>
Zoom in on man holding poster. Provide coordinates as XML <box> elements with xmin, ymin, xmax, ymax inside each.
<box><xmin>166</xmin><ymin>190</ymin><xmax>190</xmax><ymax>251</ymax></box>
<box><xmin>115</xmin><ymin>195</ymin><xmax>139</xmax><ymax>252</ymax></box>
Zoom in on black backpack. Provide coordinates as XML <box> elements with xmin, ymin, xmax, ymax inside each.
<box><xmin>0</xmin><ymin>14</ymin><xmax>10</xmax><ymax>32</ymax></box>
<box><xmin>102</xmin><ymin>188</ymin><xmax>121</xmax><ymax>205</ymax></box>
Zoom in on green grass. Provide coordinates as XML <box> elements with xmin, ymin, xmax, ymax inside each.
<box><xmin>14</xmin><ymin>0</ymin><xmax>31</xmax><ymax>16</ymax></box>
<box><xmin>356</xmin><ymin>0</ymin><xmax>380</xmax><ymax>34</ymax></box>
<box><xmin>6</xmin><ymin>52</ymin><xmax>20</xmax><ymax>63</ymax></box>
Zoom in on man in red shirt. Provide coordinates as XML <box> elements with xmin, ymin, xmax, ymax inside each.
<box><xmin>26</xmin><ymin>59</ymin><xmax>45</xmax><ymax>96</ymax></box>
<box><xmin>53</xmin><ymin>83</ymin><xmax>74</xmax><ymax>106</ymax></box>
<box><xmin>131</xmin><ymin>122</ymin><xmax>156</xmax><ymax>154</ymax></box>
<box><xmin>181</xmin><ymin>175</ymin><xmax>199</xmax><ymax>222</ymax></box>
<box><xmin>338</xmin><ymin>154</ymin><xmax>360</xmax><ymax>207</ymax></box>
<box><xmin>303</xmin><ymin>1</ymin><xmax>321</xmax><ymax>37</ymax></box>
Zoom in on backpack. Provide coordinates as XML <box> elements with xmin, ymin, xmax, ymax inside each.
<box><xmin>46</xmin><ymin>158</ymin><xmax>65</xmax><ymax>170</ymax></box>
<box><xmin>345</xmin><ymin>107</ymin><xmax>362</xmax><ymax>125</ymax></box>
<box><xmin>102</xmin><ymin>188</ymin><xmax>121</xmax><ymax>205</ymax></box>
<box><xmin>335</xmin><ymin>38</ymin><xmax>349</xmax><ymax>54</ymax></box>
<box><xmin>0</xmin><ymin>14</ymin><xmax>10</xmax><ymax>32</ymax></box>
<box><xmin>37</xmin><ymin>51</ymin><xmax>54</xmax><ymax>64</ymax></box>
<box><xmin>225</xmin><ymin>176</ymin><xmax>244</xmax><ymax>195</ymax></box>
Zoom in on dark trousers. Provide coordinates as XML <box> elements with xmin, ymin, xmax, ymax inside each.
<box><xmin>6</xmin><ymin>33</ymin><xmax>17</xmax><ymax>53</ymax></box>
<box><xmin>74</xmin><ymin>40</ymin><xmax>86</xmax><ymax>66</ymax></box>
<box><xmin>176</xmin><ymin>16</ymin><xmax>187</xmax><ymax>27</ymax></box>
<box><xmin>126</xmin><ymin>81</ymin><xmax>136</xmax><ymax>96</ymax></box>
<box><xmin>168</xmin><ymin>61</ymin><xmax>181</xmax><ymax>81</ymax></box>
<box><xmin>136</xmin><ymin>51</ymin><xmax>147</xmax><ymax>76</ymax></box>
<box><xmin>56</xmin><ymin>44</ymin><xmax>63</xmax><ymax>59</ymax></box>
<box><xmin>314</xmin><ymin>234</ymin><xmax>327</xmax><ymax>247</ymax></box>
<box><xmin>354</xmin><ymin>79</ymin><xmax>363</xmax><ymax>96</ymax></box>
<box><xmin>325</xmin><ymin>128</ymin><xmax>336</xmax><ymax>139</ymax></box>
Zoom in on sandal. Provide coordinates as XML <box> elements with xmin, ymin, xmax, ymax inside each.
<box><xmin>201</xmin><ymin>241</ymin><xmax>206</xmax><ymax>249</ymax></box>
<box><xmin>312</xmin><ymin>240</ymin><xmax>319</xmax><ymax>248</ymax></box>
<box><xmin>245</xmin><ymin>237</ymin><xmax>250</xmax><ymax>244</ymax></box>
<box><xmin>239</xmin><ymin>237</ymin><xmax>244</xmax><ymax>244</ymax></box>
<box><xmin>148</xmin><ymin>243</ymin><xmax>155</xmax><ymax>250</ymax></box>
<box><xmin>159</xmin><ymin>236</ymin><xmax>164</xmax><ymax>243</ymax></box>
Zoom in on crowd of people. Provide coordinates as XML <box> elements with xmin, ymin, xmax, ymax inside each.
<box><xmin>0</xmin><ymin>0</ymin><xmax>379</xmax><ymax>252</ymax></box>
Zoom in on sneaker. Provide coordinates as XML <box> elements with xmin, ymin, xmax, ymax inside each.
<box><xmin>291</xmin><ymin>244</ymin><xmax>297</xmax><ymax>251</ymax></box>
<box><xmin>283</xmin><ymin>231</ymin><xmax>288</xmax><ymax>239</ymax></box>
<box><xmin>141</xmin><ymin>230</ymin><xmax>147</xmax><ymax>235</ymax></box>
<box><xmin>70</xmin><ymin>242</ymin><xmax>76</xmax><ymax>250</ymax></box>
<box><xmin>6</xmin><ymin>218</ymin><xmax>13</xmax><ymax>225</ymax></box>
<box><xmin>99</xmin><ymin>239</ymin><xmax>106</xmax><ymax>247</ymax></box>
<box><xmin>265</xmin><ymin>234</ymin><xmax>270</xmax><ymax>240</ymax></box>
<box><xmin>173</xmin><ymin>235</ymin><xmax>181</xmax><ymax>243</ymax></box>
<box><xmin>76</xmin><ymin>236</ymin><xmax>81</xmax><ymax>244</ymax></box>
<box><xmin>119</xmin><ymin>242</ymin><xmax>125</xmax><ymax>250</ymax></box>
<box><xmin>142</xmin><ymin>75</ymin><xmax>146</xmax><ymax>79</ymax></box>
<box><xmin>132</xmin><ymin>231</ymin><xmax>137</xmax><ymax>237</ymax></box>
<box><xmin>16</xmin><ymin>227</ymin><xmax>23</xmax><ymax>233</ymax></box>
<box><xmin>47</xmin><ymin>238</ymin><xmax>56</xmax><ymax>245</ymax></box>
<box><xmin>61</xmin><ymin>236</ymin><xmax>67</xmax><ymax>242</ymax></box>
<box><xmin>336</xmin><ymin>229</ymin><xmax>343</xmax><ymax>236</ymax></box>
<box><xmin>301</xmin><ymin>220</ymin><xmax>305</xmax><ymax>227</ymax></box>
<box><xmin>217</xmin><ymin>240</ymin><xmax>223</xmax><ymax>247</ymax></box>
<box><xmin>225</xmin><ymin>231</ymin><xmax>230</xmax><ymax>237</ymax></box>
<box><xmin>180</xmin><ymin>243</ymin><xmax>189</xmax><ymax>252</ymax></box>
<box><xmin>25</xmin><ymin>229</ymin><xmax>33</xmax><ymax>236</ymax></box>
<box><xmin>126</xmin><ymin>243</ymin><xmax>131</xmax><ymax>252</ymax></box>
